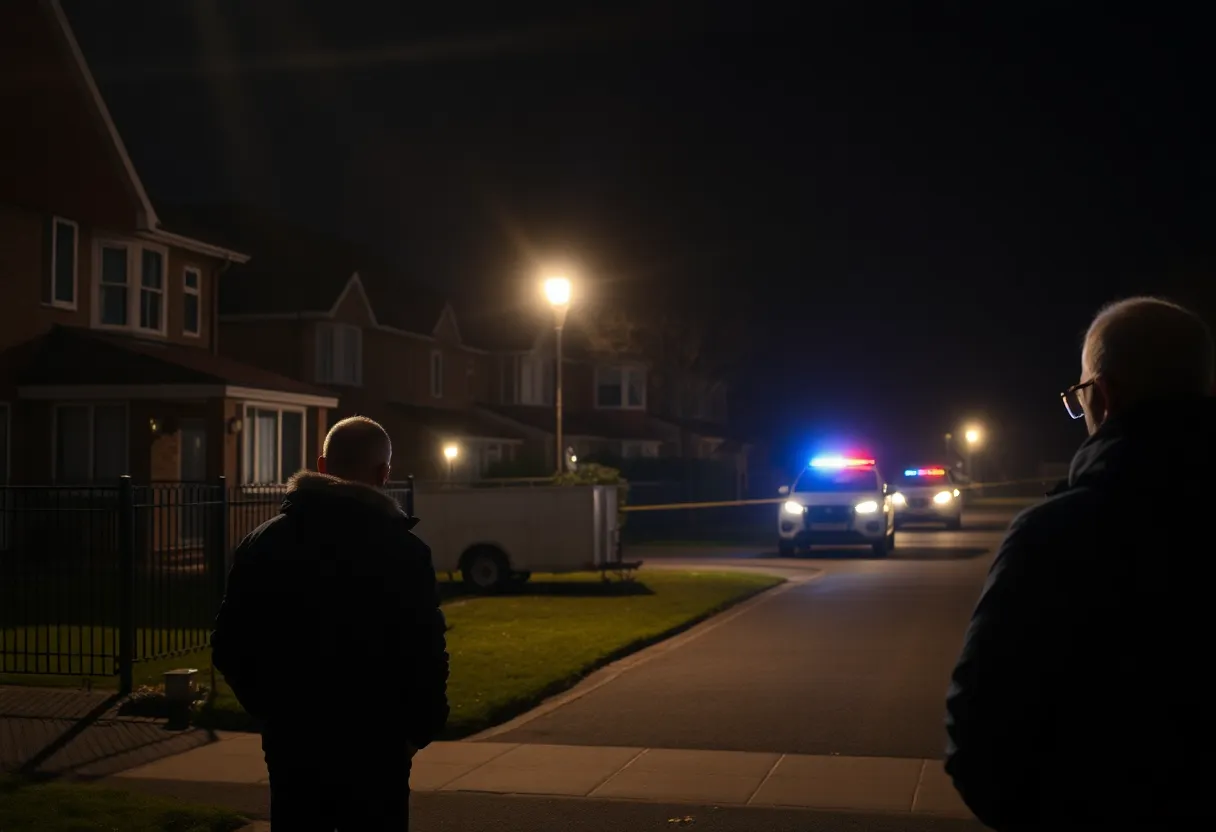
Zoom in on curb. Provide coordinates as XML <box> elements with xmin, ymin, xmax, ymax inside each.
<box><xmin>468</xmin><ymin>569</ymin><xmax>821</xmax><ymax>741</ymax></box>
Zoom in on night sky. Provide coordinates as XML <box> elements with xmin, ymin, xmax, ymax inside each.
<box><xmin>63</xmin><ymin>1</ymin><xmax>1213</xmax><ymax>476</ymax></box>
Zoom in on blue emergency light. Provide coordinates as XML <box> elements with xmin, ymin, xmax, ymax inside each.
<box><xmin>811</xmin><ymin>455</ymin><xmax>876</xmax><ymax>469</ymax></box>
<box><xmin>904</xmin><ymin>467</ymin><xmax>947</xmax><ymax>477</ymax></box>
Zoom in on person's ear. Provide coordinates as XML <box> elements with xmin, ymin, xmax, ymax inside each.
<box><xmin>317</xmin><ymin>456</ymin><xmax>328</xmax><ymax>474</ymax></box>
<box><xmin>377</xmin><ymin>462</ymin><xmax>391</xmax><ymax>487</ymax></box>
<box><xmin>1090</xmin><ymin>376</ymin><xmax>1113</xmax><ymax>424</ymax></box>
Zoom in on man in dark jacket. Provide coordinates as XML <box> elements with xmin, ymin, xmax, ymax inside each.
<box><xmin>945</xmin><ymin>297</ymin><xmax>1214</xmax><ymax>829</ymax></box>
<box><xmin>212</xmin><ymin>415</ymin><xmax>449</xmax><ymax>831</ymax></box>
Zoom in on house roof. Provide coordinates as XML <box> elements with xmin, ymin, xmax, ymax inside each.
<box><xmin>12</xmin><ymin>326</ymin><xmax>335</xmax><ymax>403</ymax></box>
<box><xmin>172</xmin><ymin>204</ymin><xmax>452</xmax><ymax>336</ymax></box>
<box><xmin>386</xmin><ymin>403</ymin><xmax>527</xmax><ymax>442</ymax></box>
<box><xmin>486</xmin><ymin>406</ymin><xmax>678</xmax><ymax>441</ymax></box>
<box><xmin>25</xmin><ymin>2</ymin><xmax>247</xmax><ymax>262</ymax></box>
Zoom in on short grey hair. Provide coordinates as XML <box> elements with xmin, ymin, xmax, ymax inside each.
<box><xmin>322</xmin><ymin>415</ymin><xmax>392</xmax><ymax>476</ymax></box>
<box><xmin>1083</xmin><ymin>297</ymin><xmax>1214</xmax><ymax>398</ymax></box>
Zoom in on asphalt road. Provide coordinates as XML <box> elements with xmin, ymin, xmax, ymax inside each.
<box><xmin>487</xmin><ymin>507</ymin><xmax>1016</xmax><ymax>760</ymax></box>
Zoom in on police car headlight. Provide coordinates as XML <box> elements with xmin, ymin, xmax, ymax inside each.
<box><xmin>855</xmin><ymin>500</ymin><xmax>879</xmax><ymax>514</ymax></box>
<box><xmin>783</xmin><ymin>500</ymin><xmax>804</xmax><ymax>516</ymax></box>
<box><xmin>891</xmin><ymin>492</ymin><xmax>906</xmax><ymax>506</ymax></box>
<box><xmin>933</xmin><ymin>490</ymin><xmax>953</xmax><ymax>504</ymax></box>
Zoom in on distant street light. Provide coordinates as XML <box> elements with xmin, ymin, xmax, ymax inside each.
<box><xmin>543</xmin><ymin>275</ymin><xmax>572</xmax><ymax>475</ymax></box>
<box><xmin>963</xmin><ymin>426</ymin><xmax>983</xmax><ymax>483</ymax></box>
<box><xmin>443</xmin><ymin>443</ymin><xmax>459</xmax><ymax>480</ymax></box>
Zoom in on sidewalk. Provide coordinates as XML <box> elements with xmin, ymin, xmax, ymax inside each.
<box><xmin>109</xmin><ymin>732</ymin><xmax>974</xmax><ymax>820</ymax></box>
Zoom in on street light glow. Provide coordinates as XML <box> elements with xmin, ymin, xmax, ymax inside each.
<box><xmin>443</xmin><ymin>444</ymin><xmax>459</xmax><ymax>461</ymax></box>
<box><xmin>543</xmin><ymin>276</ymin><xmax>572</xmax><ymax>307</ymax></box>
<box><xmin>964</xmin><ymin>427</ymin><xmax>982</xmax><ymax>445</ymax></box>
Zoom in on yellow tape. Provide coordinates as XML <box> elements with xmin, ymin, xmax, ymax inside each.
<box><xmin>621</xmin><ymin>477</ymin><xmax>1057</xmax><ymax>512</ymax></box>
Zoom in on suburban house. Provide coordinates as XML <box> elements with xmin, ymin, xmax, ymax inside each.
<box><xmin>0</xmin><ymin>0</ymin><xmax>338</xmax><ymax>488</ymax></box>
<box><xmin>461</xmin><ymin>303</ymin><xmax>751</xmax><ymax>488</ymax></box>
<box><xmin>207</xmin><ymin>218</ymin><xmax>529</xmax><ymax>481</ymax></box>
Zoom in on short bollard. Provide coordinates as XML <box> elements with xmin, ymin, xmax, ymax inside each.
<box><xmin>164</xmin><ymin>668</ymin><xmax>199</xmax><ymax>728</ymax></box>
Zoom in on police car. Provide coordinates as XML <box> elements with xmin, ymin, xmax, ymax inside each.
<box><xmin>777</xmin><ymin>456</ymin><xmax>896</xmax><ymax>557</ymax></box>
<box><xmin>890</xmin><ymin>466</ymin><xmax>962</xmax><ymax>530</ymax></box>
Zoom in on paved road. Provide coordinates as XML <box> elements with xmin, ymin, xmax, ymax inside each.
<box><xmin>487</xmin><ymin>508</ymin><xmax>1015</xmax><ymax>760</ymax></box>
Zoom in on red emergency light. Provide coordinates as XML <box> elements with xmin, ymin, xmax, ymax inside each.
<box><xmin>904</xmin><ymin>467</ymin><xmax>947</xmax><ymax>477</ymax></box>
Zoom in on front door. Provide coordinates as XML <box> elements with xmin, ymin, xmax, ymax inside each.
<box><xmin>179</xmin><ymin>420</ymin><xmax>207</xmax><ymax>545</ymax></box>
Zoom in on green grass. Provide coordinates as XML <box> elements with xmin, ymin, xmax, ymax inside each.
<box><xmin>0</xmin><ymin>776</ymin><xmax>247</xmax><ymax>832</ymax></box>
<box><xmin>2</xmin><ymin>570</ymin><xmax>782</xmax><ymax>737</ymax></box>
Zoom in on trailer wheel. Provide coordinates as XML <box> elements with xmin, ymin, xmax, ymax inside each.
<box><xmin>461</xmin><ymin>546</ymin><xmax>508</xmax><ymax>593</ymax></box>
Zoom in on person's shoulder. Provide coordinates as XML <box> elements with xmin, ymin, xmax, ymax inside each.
<box><xmin>1008</xmin><ymin>485</ymin><xmax>1100</xmax><ymax>539</ymax></box>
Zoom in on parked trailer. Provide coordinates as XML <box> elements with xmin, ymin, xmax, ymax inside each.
<box><xmin>389</xmin><ymin>482</ymin><xmax>631</xmax><ymax>592</ymax></box>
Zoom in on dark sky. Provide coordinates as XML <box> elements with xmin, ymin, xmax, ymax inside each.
<box><xmin>63</xmin><ymin>1</ymin><xmax>1213</xmax><ymax>475</ymax></box>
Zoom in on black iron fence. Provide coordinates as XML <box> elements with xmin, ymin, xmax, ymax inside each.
<box><xmin>0</xmin><ymin>476</ymin><xmax>414</xmax><ymax>692</ymax></box>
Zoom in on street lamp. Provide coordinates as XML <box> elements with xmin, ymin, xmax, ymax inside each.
<box><xmin>443</xmin><ymin>443</ymin><xmax>459</xmax><ymax>480</ymax></box>
<box><xmin>963</xmin><ymin>426</ymin><xmax>983</xmax><ymax>482</ymax></box>
<box><xmin>543</xmin><ymin>275</ymin><xmax>572</xmax><ymax>475</ymax></box>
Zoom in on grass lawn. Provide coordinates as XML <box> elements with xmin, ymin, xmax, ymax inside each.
<box><xmin>0</xmin><ymin>776</ymin><xmax>247</xmax><ymax>832</ymax></box>
<box><xmin>2</xmin><ymin>569</ymin><xmax>782</xmax><ymax>737</ymax></box>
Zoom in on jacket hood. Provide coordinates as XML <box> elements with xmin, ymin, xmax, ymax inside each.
<box><xmin>1068</xmin><ymin>396</ymin><xmax>1216</xmax><ymax>491</ymax></box>
<box><xmin>282</xmin><ymin>471</ymin><xmax>418</xmax><ymax>529</ymax></box>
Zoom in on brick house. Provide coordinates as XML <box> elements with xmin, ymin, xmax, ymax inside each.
<box><xmin>210</xmin><ymin>222</ymin><xmax>527</xmax><ymax>481</ymax></box>
<box><xmin>0</xmin><ymin>0</ymin><xmax>337</xmax><ymax>488</ymax></box>
<box><xmin>463</xmin><ymin>306</ymin><xmax>746</xmax><ymax>477</ymax></box>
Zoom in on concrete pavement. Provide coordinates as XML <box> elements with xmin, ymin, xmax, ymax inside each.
<box><xmin>486</xmin><ymin>512</ymin><xmax>1006</xmax><ymax>757</ymax></box>
<box><xmin>110</xmin><ymin>732</ymin><xmax>976</xmax><ymax>821</ymax></box>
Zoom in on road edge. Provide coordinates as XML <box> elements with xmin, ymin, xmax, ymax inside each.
<box><xmin>467</xmin><ymin>567</ymin><xmax>823</xmax><ymax>742</ymax></box>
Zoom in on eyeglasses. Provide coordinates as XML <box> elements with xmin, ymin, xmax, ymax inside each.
<box><xmin>1060</xmin><ymin>380</ymin><xmax>1095</xmax><ymax>420</ymax></box>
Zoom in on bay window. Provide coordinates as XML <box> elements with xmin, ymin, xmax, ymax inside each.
<box><xmin>595</xmin><ymin>366</ymin><xmax>646</xmax><ymax>410</ymax></box>
<box><xmin>183</xmin><ymin>267</ymin><xmax>202</xmax><ymax>336</ymax></box>
<box><xmin>315</xmin><ymin>323</ymin><xmax>362</xmax><ymax>385</ymax></box>
<box><xmin>44</xmin><ymin>217</ymin><xmax>78</xmax><ymax>308</ymax></box>
<box><xmin>242</xmin><ymin>405</ymin><xmax>305</xmax><ymax>484</ymax></box>
<box><xmin>53</xmin><ymin>403</ymin><xmax>128</xmax><ymax>483</ymax></box>
<box><xmin>94</xmin><ymin>240</ymin><xmax>168</xmax><ymax>335</ymax></box>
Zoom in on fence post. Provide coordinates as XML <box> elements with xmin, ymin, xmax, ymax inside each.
<box><xmin>211</xmin><ymin>476</ymin><xmax>230</xmax><ymax>602</ymax></box>
<box><xmin>405</xmin><ymin>475</ymin><xmax>415</xmax><ymax>517</ymax></box>
<box><xmin>117</xmin><ymin>475</ymin><xmax>135</xmax><ymax>695</ymax></box>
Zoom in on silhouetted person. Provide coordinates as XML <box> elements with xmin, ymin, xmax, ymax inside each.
<box><xmin>213</xmin><ymin>416</ymin><xmax>448</xmax><ymax>831</ymax></box>
<box><xmin>946</xmin><ymin>297</ymin><xmax>1214</xmax><ymax>829</ymax></box>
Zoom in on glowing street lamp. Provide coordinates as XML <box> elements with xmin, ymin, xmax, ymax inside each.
<box><xmin>443</xmin><ymin>443</ymin><xmax>459</xmax><ymax>480</ymax></box>
<box><xmin>542</xmin><ymin>275</ymin><xmax>572</xmax><ymax>475</ymax></box>
<box><xmin>964</xmin><ymin>427</ymin><xmax>981</xmax><ymax>446</ymax></box>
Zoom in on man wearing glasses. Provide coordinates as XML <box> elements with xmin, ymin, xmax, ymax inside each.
<box><xmin>945</xmin><ymin>297</ymin><xmax>1213</xmax><ymax>830</ymax></box>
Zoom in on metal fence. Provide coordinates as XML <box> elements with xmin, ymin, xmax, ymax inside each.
<box><xmin>0</xmin><ymin>476</ymin><xmax>414</xmax><ymax>692</ymax></box>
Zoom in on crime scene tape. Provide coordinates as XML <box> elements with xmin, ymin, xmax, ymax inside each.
<box><xmin>621</xmin><ymin>477</ymin><xmax>1060</xmax><ymax>513</ymax></box>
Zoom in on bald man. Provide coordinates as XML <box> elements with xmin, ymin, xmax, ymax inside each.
<box><xmin>213</xmin><ymin>416</ymin><xmax>449</xmax><ymax>831</ymax></box>
<box><xmin>945</xmin><ymin>297</ymin><xmax>1214</xmax><ymax>830</ymax></box>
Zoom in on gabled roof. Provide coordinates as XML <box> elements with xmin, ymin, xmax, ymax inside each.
<box><xmin>181</xmin><ymin>204</ymin><xmax>454</xmax><ymax>337</ymax></box>
<box><xmin>11</xmin><ymin>1</ymin><xmax>248</xmax><ymax>262</ymax></box>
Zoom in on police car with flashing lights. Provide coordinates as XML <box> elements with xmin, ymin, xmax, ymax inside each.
<box><xmin>777</xmin><ymin>456</ymin><xmax>896</xmax><ymax>557</ymax></box>
<box><xmin>890</xmin><ymin>466</ymin><xmax>963</xmax><ymax>530</ymax></box>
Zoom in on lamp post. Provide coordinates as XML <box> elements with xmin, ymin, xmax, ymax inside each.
<box><xmin>443</xmin><ymin>443</ymin><xmax>459</xmax><ymax>481</ymax></box>
<box><xmin>964</xmin><ymin>426</ymin><xmax>983</xmax><ymax>483</ymax></box>
<box><xmin>543</xmin><ymin>276</ymin><xmax>572</xmax><ymax>475</ymax></box>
